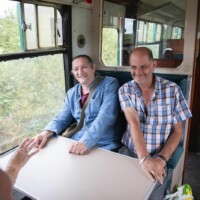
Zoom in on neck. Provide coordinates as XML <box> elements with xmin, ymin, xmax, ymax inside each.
<box><xmin>81</xmin><ymin>85</ymin><xmax>90</xmax><ymax>95</ymax></box>
<box><xmin>81</xmin><ymin>76</ymin><xmax>96</xmax><ymax>94</ymax></box>
<box><xmin>140</xmin><ymin>82</ymin><xmax>154</xmax><ymax>91</ymax></box>
<box><xmin>139</xmin><ymin>75</ymin><xmax>155</xmax><ymax>91</ymax></box>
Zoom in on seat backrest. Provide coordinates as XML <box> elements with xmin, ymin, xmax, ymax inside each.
<box><xmin>96</xmin><ymin>70</ymin><xmax>187</xmax><ymax>97</ymax></box>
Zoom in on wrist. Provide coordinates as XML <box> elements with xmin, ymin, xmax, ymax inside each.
<box><xmin>5</xmin><ymin>164</ymin><xmax>21</xmax><ymax>183</ymax></box>
<box><xmin>139</xmin><ymin>155</ymin><xmax>150</xmax><ymax>166</ymax></box>
<box><xmin>157</xmin><ymin>154</ymin><xmax>168</xmax><ymax>165</ymax></box>
<box><xmin>43</xmin><ymin>130</ymin><xmax>54</xmax><ymax>137</ymax></box>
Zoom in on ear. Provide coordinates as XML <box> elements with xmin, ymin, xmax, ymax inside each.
<box><xmin>70</xmin><ymin>70</ymin><xmax>75</xmax><ymax>77</ymax></box>
<box><xmin>92</xmin><ymin>64</ymin><xmax>96</xmax><ymax>71</ymax></box>
<box><xmin>152</xmin><ymin>60</ymin><xmax>157</xmax><ymax>70</ymax></box>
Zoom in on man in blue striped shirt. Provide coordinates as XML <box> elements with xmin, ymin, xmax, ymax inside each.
<box><xmin>118</xmin><ymin>47</ymin><xmax>192</xmax><ymax>199</ymax></box>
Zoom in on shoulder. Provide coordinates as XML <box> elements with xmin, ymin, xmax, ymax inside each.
<box><xmin>155</xmin><ymin>76</ymin><xmax>185</xmax><ymax>101</ymax></box>
<box><xmin>66</xmin><ymin>83</ymin><xmax>80</xmax><ymax>96</ymax></box>
<box><xmin>119</xmin><ymin>80</ymin><xmax>134</xmax><ymax>92</ymax></box>
<box><xmin>156</xmin><ymin>76</ymin><xmax>180</xmax><ymax>91</ymax></box>
<box><xmin>101</xmin><ymin>76</ymin><xmax>119</xmax><ymax>88</ymax></box>
<box><xmin>103</xmin><ymin>76</ymin><xmax>119</xmax><ymax>84</ymax></box>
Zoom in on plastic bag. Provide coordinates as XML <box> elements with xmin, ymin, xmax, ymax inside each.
<box><xmin>165</xmin><ymin>184</ymin><xmax>193</xmax><ymax>200</ymax></box>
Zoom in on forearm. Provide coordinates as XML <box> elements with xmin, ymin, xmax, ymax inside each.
<box><xmin>5</xmin><ymin>164</ymin><xmax>21</xmax><ymax>184</ymax></box>
<box><xmin>44</xmin><ymin>95</ymin><xmax>73</xmax><ymax>134</ymax></box>
<box><xmin>159</xmin><ymin>122</ymin><xmax>183</xmax><ymax>160</ymax></box>
<box><xmin>129</xmin><ymin>123</ymin><xmax>149</xmax><ymax>160</ymax></box>
<box><xmin>123</xmin><ymin>107</ymin><xmax>149</xmax><ymax>160</ymax></box>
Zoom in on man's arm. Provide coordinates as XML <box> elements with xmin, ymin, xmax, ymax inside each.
<box><xmin>34</xmin><ymin>93</ymin><xmax>74</xmax><ymax>149</ymax></box>
<box><xmin>5</xmin><ymin>138</ymin><xmax>39</xmax><ymax>183</ymax></box>
<box><xmin>123</xmin><ymin>107</ymin><xmax>149</xmax><ymax>160</ymax></box>
<box><xmin>158</xmin><ymin>122</ymin><xmax>183</xmax><ymax>161</ymax></box>
<box><xmin>123</xmin><ymin>107</ymin><xmax>165</xmax><ymax>184</ymax></box>
<box><xmin>44</xmin><ymin>93</ymin><xmax>74</xmax><ymax>135</ymax></box>
<box><xmin>0</xmin><ymin>169</ymin><xmax>13</xmax><ymax>200</ymax></box>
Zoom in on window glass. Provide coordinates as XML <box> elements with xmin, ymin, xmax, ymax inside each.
<box><xmin>102</xmin><ymin>0</ymin><xmax>186</xmax><ymax>67</ymax></box>
<box><xmin>0</xmin><ymin>0</ymin><xmax>21</xmax><ymax>53</ymax></box>
<box><xmin>38</xmin><ymin>6</ymin><xmax>55</xmax><ymax>48</ymax></box>
<box><xmin>0</xmin><ymin>54</ymin><xmax>65</xmax><ymax>154</ymax></box>
<box><xmin>24</xmin><ymin>3</ymin><xmax>38</xmax><ymax>50</ymax></box>
<box><xmin>102</xmin><ymin>28</ymin><xmax>118</xmax><ymax>66</ymax></box>
<box><xmin>0</xmin><ymin>1</ymin><xmax>63</xmax><ymax>54</ymax></box>
<box><xmin>172</xmin><ymin>27</ymin><xmax>182</xmax><ymax>39</ymax></box>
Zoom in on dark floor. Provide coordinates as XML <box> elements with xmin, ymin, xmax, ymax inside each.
<box><xmin>184</xmin><ymin>152</ymin><xmax>200</xmax><ymax>200</ymax></box>
<box><xmin>13</xmin><ymin>152</ymin><xmax>200</xmax><ymax>200</ymax></box>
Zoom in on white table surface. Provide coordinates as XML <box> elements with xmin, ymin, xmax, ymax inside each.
<box><xmin>0</xmin><ymin>136</ymin><xmax>155</xmax><ymax>200</ymax></box>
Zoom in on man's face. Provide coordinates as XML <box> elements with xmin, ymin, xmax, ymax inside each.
<box><xmin>129</xmin><ymin>51</ymin><xmax>156</xmax><ymax>86</ymax></box>
<box><xmin>72</xmin><ymin>57</ymin><xmax>95</xmax><ymax>86</ymax></box>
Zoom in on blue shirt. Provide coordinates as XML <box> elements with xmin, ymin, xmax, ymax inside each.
<box><xmin>44</xmin><ymin>76</ymin><xmax>121</xmax><ymax>150</ymax></box>
<box><xmin>119</xmin><ymin>76</ymin><xmax>192</xmax><ymax>154</ymax></box>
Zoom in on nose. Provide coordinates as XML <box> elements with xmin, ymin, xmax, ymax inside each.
<box><xmin>77</xmin><ymin>67</ymin><xmax>84</xmax><ymax>74</ymax></box>
<box><xmin>131</xmin><ymin>66</ymin><xmax>143</xmax><ymax>74</ymax></box>
<box><xmin>135</xmin><ymin>67</ymin><xmax>143</xmax><ymax>73</ymax></box>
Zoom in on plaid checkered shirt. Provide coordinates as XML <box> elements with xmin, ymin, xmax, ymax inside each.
<box><xmin>118</xmin><ymin>76</ymin><xmax>192</xmax><ymax>155</ymax></box>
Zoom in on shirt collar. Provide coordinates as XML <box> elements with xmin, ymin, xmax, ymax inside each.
<box><xmin>132</xmin><ymin>74</ymin><xmax>160</xmax><ymax>98</ymax></box>
<box><xmin>154</xmin><ymin>75</ymin><xmax>162</xmax><ymax>96</ymax></box>
<box><xmin>77</xmin><ymin>77</ymin><xmax>96</xmax><ymax>98</ymax></box>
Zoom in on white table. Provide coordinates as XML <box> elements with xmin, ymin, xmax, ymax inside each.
<box><xmin>0</xmin><ymin>136</ymin><xmax>155</xmax><ymax>200</ymax></box>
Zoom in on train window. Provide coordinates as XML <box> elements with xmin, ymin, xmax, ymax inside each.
<box><xmin>101</xmin><ymin>0</ymin><xmax>186</xmax><ymax>68</ymax></box>
<box><xmin>0</xmin><ymin>0</ymin><xmax>62</xmax><ymax>53</ymax></box>
<box><xmin>172</xmin><ymin>27</ymin><xmax>182</xmax><ymax>39</ymax></box>
<box><xmin>0</xmin><ymin>0</ymin><xmax>21</xmax><ymax>54</ymax></box>
<box><xmin>102</xmin><ymin>27</ymin><xmax>118</xmax><ymax>66</ymax></box>
<box><xmin>0</xmin><ymin>54</ymin><xmax>65</xmax><ymax>154</ymax></box>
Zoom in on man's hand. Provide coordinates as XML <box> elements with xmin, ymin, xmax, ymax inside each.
<box><xmin>5</xmin><ymin>138</ymin><xmax>39</xmax><ymax>183</ymax></box>
<box><xmin>69</xmin><ymin>141</ymin><xmax>88</xmax><ymax>155</ymax></box>
<box><xmin>8</xmin><ymin>138</ymin><xmax>39</xmax><ymax>169</ymax></box>
<box><xmin>140</xmin><ymin>157</ymin><xmax>166</xmax><ymax>184</ymax></box>
<box><xmin>33</xmin><ymin>130</ymin><xmax>53</xmax><ymax>149</ymax></box>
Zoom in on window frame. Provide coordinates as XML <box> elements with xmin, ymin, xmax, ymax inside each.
<box><xmin>0</xmin><ymin>0</ymin><xmax>70</xmax><ymax>62</ymax></box>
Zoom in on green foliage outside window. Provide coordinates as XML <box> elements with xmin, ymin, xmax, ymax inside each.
<box><xmin>102</xmin><ymin>28</ymin><xmax>118</xmax><ymax>66</ymax></box>
<box><xmin>0</xmin><ymin>9</ymin><xmax>21</xmax><ymax>54</ymax></box>
<box><xmin>0</xmin><ymin>2</ymin><xmax>65</xmax><ymax>154</ymax></box>
<box><xmin>0</xmin><ymin>55</ymin><xmax>65</xmax><ymax>153</ymax></box>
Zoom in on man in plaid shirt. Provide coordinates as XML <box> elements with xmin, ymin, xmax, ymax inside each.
<box><xmin>118</xmin><ymin>47</ymin><xmax>192</xmax><ymax>199</ymax></box>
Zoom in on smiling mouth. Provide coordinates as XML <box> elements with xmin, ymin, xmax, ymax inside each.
<box><xmin>77</xmin><ymin>75</ymin><xmax>87</xmax><ymax>79</ymax></box>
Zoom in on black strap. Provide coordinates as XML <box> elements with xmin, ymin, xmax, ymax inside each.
<box><xmin>62</xmin><ymin>76</ymin><xmax>103</xmax><ymax>138</ymax></box>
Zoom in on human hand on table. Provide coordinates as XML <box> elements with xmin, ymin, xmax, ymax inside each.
<box><xmin>69</xmin><ymin>141</ymin><xmax>88</xmax><ymax>155</ymax></box>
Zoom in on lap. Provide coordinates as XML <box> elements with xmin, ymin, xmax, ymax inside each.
<box><xmin>118</xmin><ymin>145</ymin><xmax>173</xmax><ymax>200</ymax></box>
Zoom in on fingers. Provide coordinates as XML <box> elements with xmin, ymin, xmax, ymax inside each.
<box><xmin>142</xmin><ymin>167</ymin><xmax>155</xmax><ymax>182</ymax></box>
<box><xmin>38</xmin><ymin>137</ymin><xmax>47</xmax><ymax>149</ymax></box>
<box><xmin>28</xmin><ymin>149</ymin><xmax>39</xmax><ymax>158</ymax></box>
<box><xmin>150</xmin><ymin>170</ymin><xmax>164</xmax><ymax>184</ymax></box>
<box><xmin>33</xmin><ymin>135</ymin><xmax>47</xmax><ymax>149</ymax></box>
<box><xmin>24</xmin><ymin>138</ymin><xmax>37</xmax><ymax>151</ymax></box>
<box><xmin>19</xmin><ymin>138</ymin><xmax>30</xmax><ymax>148</ymax></box>
<box><xmin>18</xmin><ymin>138</ymin><xmax>39</xmax><ymax>156</ymax></box>
<box><xmin>69</xmin><ymin>142</ymin><xmax>88</xmax><ymax>155</ymax></box>
<box><xmin>141</xmin><ymin>158</ymin><xmax>166</xmax><ymax>184</ymax></box>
